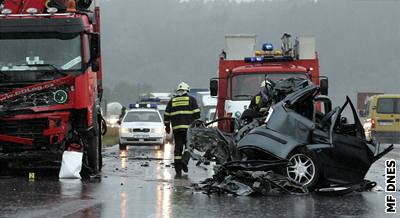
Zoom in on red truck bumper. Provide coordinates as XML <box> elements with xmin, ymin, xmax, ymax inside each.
<box><xmin>0</xmin><ymin>112</ymin><xmax>70</xmax><ymax>153</ymax></box>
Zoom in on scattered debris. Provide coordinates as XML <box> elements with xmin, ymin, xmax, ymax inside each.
<box><xmin>141</xmin><ymin>162</ymin><xmax>150</xmax><ymax>167</ymax></box>
<box><xmin>89</xmin><ymin>174</ymin><xmax>101</xmax><ymax>182</ymax></box>
<box><xmin>193</xmin><ymin>162</ymin><xmax>307</xmax><ymax>196</ymax></box>
<box><xmin>128</xmin><ymin>157</ymin><xmax>163</xmax><ymax>161</ymax></box>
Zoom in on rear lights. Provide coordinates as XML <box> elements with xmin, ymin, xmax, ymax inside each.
<box><xmin>371</xmin><ymin>119</ymin><xmax>376</xmax><ymax>128</ymax></box>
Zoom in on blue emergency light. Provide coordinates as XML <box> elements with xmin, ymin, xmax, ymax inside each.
<box><xmin>262</xmin><ymin>43</ymin><xmax>274</xmax><ymax>51</ymax></box>
<box><xmin>244</xmin><ymin>55</ymin><xmax>294</xmax><ymax>63</ymax></box>
<box><xmin>244</xmin><ymin>56</ymin><xmax>264</xmax><ymax>63</ymax></box>
<box><xmin>129</xmin><ymin>103</ymin><xmax>158</xmax><ymax>109</ymax></box>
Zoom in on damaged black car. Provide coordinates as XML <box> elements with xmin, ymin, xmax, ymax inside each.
<box><xmin>188</xmin><ymin>78</ymin><xmax>393</xmax><ymax>193</ymax></box>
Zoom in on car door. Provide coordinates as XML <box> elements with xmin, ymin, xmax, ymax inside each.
<box><xmin>327</xmin><ymin>97</ymin><xmax>375</xmax><ymax>184</ymax></box>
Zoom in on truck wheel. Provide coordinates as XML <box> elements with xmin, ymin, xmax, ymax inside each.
<box><xmin>286</xmin><ymin>147</ymin><xmax>320</xmax><ymax>190</ymax></box>
<box><xmin>87</xmin><ymin>110</ymin><xmax>100</xmax><ymax>175</ymax></box>
<box><xmin>98</xmin><ymin>124</ymin><xmax>103</xmax><ymax>171</ymax></box>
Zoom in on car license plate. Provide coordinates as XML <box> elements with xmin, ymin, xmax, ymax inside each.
<box><xmin>134</xmin><ymin>134</ymin><xmax>149</xmax><ymax>139</ymax></box>
<box><xmin>379</xmin><ymin>121</ymin><xmax>393</xmax><ymax>126</ymax></box>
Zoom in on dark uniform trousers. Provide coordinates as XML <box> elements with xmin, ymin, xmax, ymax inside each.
<box><xmin>164</xmin><ymin>94</ymin><xmax>200</xmax><ymax>174</ymax></box>
<box><xmin>173</xmin><ymin>130</ymin><xmax>189</xmax><ymax>171</ymax></box>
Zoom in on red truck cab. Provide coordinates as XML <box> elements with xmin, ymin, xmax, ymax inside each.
<box><xmin>211</xmin><ymin>34</ymin><xmax>321</xmax><ymax>132</ymax></box>
<box><xmin>0</xmin><ymin>0</ymin><xmax>103</xmax><ymax>174</ymax></box>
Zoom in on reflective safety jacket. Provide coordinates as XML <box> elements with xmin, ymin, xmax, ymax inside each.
<box><xmin>164</xmin><ymin>94</ymin><xmax>200</xmax><ymax>131</ymax></box>
<box><xmin>249</xmin><ymin>92</ymin><xmax>271</xmax><ymax>113</ymax></box>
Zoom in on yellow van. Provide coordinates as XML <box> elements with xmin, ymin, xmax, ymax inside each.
<box><xmin>363</xmin><ymin>94</ymin><xmax>400</xmax><ymax>144</ymax></box>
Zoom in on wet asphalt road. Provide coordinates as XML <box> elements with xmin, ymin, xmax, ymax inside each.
<box><xmin>0</xmin><ymin>143</ymin><xmax>399</xmax><ymax>218</ymax></box>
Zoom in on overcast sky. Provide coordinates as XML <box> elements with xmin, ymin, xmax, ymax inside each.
<box><xmin>99</xmin><ymin>0</ymin><xmax>400</xmax><ymax>105</ymax></box>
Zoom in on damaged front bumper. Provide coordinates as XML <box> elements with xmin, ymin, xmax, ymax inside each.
<box><xmin>0</xmin><ymin>112</ymin><xmax>72</xmax><ymax>169</ymax></box>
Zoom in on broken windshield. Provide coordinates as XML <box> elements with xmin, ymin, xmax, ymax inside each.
<box><xmin>0</xmin><ymin>35</ymin><xmax>82</xmax><ymax>71</ymax></box>
<box><xmin>230</xmin><ymin>73</ymin><xmax>308</xmax><ymax>100</ymax></box>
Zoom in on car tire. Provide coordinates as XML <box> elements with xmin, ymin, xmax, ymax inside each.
<box><xmin>286</xmin><ymin>147</ymin><xmax>320</xmax><ymax>190</ymax></box>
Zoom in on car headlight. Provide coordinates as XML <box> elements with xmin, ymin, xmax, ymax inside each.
<box><xmin>152</xmin><ymin>127</ymin><xmax>164</xmax><ymax>134</ymax></box>
<box><xmin>109</xmin><ymin>118</ymin><xmax>119</xmax><ymax>125</ymax></box>
<box><xmin>53</xmin><ymin>89</ymin><xmax>69</xmax><ymax>104</ymax></box>
<box><xmin>120</xmin><ymin>127</ymin><xmax>130</xmax><ymax>134</ymax></box>
<box><xmin>264</xmin><ymin>107</ymin><xmax>274</xmax><ymax>123</ymax></box>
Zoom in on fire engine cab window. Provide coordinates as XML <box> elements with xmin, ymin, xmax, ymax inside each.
<box><xmin>231</xmin><ymin>73</ymin><xmax>307</xmax><ymax>100</ymax></box>
<box><xmin>124</xmin><ymin>111</ymin><xmax>161</xmax><ymax>122</ymax></box>
<box><xmin>0</xmin><ymin>36</ymin><xmax>82</xmax><ymax>71</ymax></box>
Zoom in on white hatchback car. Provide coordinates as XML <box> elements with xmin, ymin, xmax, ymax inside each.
<box><xmin>119</xmin><ymin>105</ymin><xmax>165</xmax><ymax>149</ymax></box>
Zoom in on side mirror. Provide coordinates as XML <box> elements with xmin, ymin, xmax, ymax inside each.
<box><xmin>210</xmin><ymin>79</ymin><xmax>218</xmax><ymax>97</ymax></box>
<box><xmin>320</xmin><ymin>78</ymin><xmax>328</xmax><ymax>95</ymax></box>
<box><xmin>90</xmin><ymin>33</ymin><xmax>101</xmax><ymax>60</ymax></box>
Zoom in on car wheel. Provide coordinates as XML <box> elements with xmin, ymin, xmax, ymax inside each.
<box><xmin>286</xmin><ymin>147</ymin><xmax>320</xmax><ymax>190</ymax></box>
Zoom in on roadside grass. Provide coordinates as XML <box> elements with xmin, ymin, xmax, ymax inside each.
<box><xmin>102</xmin><ymin>126</ymin><xmax>119</xmax><ymax>147</ymax></box>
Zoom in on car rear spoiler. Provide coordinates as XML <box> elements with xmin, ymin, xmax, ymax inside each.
<box><xmin>373</xmin><ymin>144</ymin><xmax>394</xmax><ymax>163</ymax></box>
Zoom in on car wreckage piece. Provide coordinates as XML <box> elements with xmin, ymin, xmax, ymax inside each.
<box><xmin>193</xmin><ymin>164</ymin><xmax>308</xmax><ymax>196</ymax></box>
<box><xmin>187</xmin><ymin>78</ymin><xmax>393</xmax><ymax>193</ymax></box>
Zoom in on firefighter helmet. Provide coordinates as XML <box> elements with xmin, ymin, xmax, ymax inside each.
<box><xmin>176</xmin><ymin>82</ymin><xmax>190</xmax><ymax>92</ymax></box>
<box><xmin>260</xmin><ymin>80</ymin><xmax>272</xmax><ymax>88</ymax></box>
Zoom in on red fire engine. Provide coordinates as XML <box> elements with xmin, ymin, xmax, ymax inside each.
<box><xmin>210</xmin><ymin>34</ymin><xmax>322</xmax><ymax>132</ymax></box>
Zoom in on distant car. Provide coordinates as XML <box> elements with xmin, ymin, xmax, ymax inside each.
<box><xmin>363</xmin><ymin>94</ymin><xmax>400</xmax><ymax>144</ymax></box>
<box><xmin>106</xmin><ymin>114</ymin><xmax>120</xmax><ymax>128</ymax></box>
<box><xmin>119</xmin><ymin>105</ymin><xmax>165</xmax><ymax>150</ymax></box>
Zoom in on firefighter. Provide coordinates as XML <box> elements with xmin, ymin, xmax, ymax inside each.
<box><xmin>164</xmin><ymin>82</ymin><xmax>200</xmax><ymax>177</ymax></box>
<box><xmin>249</xmin><ymin>80</ymin><xmax>274</xmax><ymax>115</ymax></box>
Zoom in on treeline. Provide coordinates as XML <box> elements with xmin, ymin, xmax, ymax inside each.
<box><xmin>102</xmin><ymin>82</ymin><xmax>153</xmax><ymax>108</ymax></box>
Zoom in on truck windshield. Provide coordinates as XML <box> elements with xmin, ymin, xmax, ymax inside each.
<box><xmin>230</xmin><ymin>73</ymin><xmax>308</xmax><ymax>100</ymax></box>
<box><xmin>0</xmin><ymin>35</ymin><xmax>82</xmax><ymax>71</ymax></box>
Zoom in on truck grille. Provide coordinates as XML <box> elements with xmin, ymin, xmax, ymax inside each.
<box><xmin>0</xmin><ymin>119</ymin><xmax>50</xmax><ymax>150</ymax></box>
